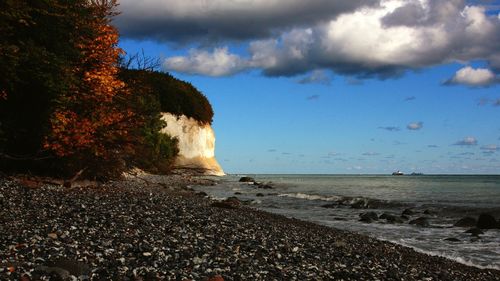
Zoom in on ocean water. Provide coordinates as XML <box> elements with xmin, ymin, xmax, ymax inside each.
<box><xmin>194</xmin><ymin>174</ymin><xmax>500</xmax><ymax>270</ymax></box>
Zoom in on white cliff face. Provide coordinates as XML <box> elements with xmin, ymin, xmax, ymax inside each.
<box><xmin>160</xmin><ymin>113</ymin><xmax>225</xmax><ymax>176</ymax></box>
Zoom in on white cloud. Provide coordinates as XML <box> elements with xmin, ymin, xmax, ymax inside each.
<box><xmin>446</xmin><ymin>66</ymin><xmax>498</xmax><ymax>86</ymax></box>
<box><xmin>407</xmin><ymin>122</ymin><xmax>423</xmax><ymax>130</ymax></box>
<box><xmin>126</xmin><ymin>0</ymin><xmax>500</xmax><ymax>81</ymax></box>
<box><xmin>454</xmin><ymin>136</ymin><xmax>478</xmax><ymax>146</ymax></box>
<box><xmin>163</xmin><ymin>47</ymin><xmax>248</xmax><ymax>76</ymax></box>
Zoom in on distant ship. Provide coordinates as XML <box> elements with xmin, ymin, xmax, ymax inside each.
<box><xmin>392</xmin><ymin>171</ymin><xmax>404</xmax><ymax>176</ymax></box>
<box><xmin>410</xmin><ymin>172</ymin><xmax>424</xmax><ymax>176</ymax></box>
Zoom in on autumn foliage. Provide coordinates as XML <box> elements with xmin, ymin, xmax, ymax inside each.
<box><xmin>44</xmin><ymin>2</ymin><xmax>132</xmax><ymax>160</ymax></box>
<box><xmin>0</xmin><ymin>0</ymin><xmax>183</xmax><ymax>179</ymax></box>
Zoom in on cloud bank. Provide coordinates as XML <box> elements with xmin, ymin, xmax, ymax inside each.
<box><xmin>117</xmin><ymin>0</ymin><xmax>500</xmax><ymax>81</ymax></box>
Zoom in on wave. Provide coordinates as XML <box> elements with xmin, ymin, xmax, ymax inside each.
<box><xmin>278</xmin><ymin>193</ymin><xmax>342</xmax><ymax>202</ymax></box>
<box><xmin>278</xmin><ymin>192</ymin><xmax>407</xmax><ymax>209</ymax></box>
<box><xmin>386</xmin><ymin>238</ymin><xmax>500</xmax><ymax>271</ymax></box>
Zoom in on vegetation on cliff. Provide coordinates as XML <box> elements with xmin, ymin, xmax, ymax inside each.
<box><xmin>0</xmin><ymin>0</ymin><xmax>212</xmax><ymax>179</ymax></box>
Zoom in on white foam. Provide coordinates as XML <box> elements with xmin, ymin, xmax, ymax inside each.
<box><xmin>383</xmin><ymin>238</ymin><xmax>500</xmax><ymax>270</ymax></box>
<box><xmin>278</xmin><ymin>193</ymin><xmax>341</xmax><ymax>201</ymax></box>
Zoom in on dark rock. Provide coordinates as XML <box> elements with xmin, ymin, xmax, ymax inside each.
<box><xmin>321</xmin><ymin>203</ymin><xmax>338</xmax><ymax>208</ymax></box>
<box><xmin>256</xmin><ymin>193</ymin><xmax>264</xmax><ymax>197</ymax></box>
<box><xmin>400</xmin><ymin>215</ymin><xmax>410</xmax><ymax>220</ymax></box>
<box><xmin>195</xmin><ymin>191</ymin><xmax>208</xmax><ymax>197</ymax></box>
<box><xmin>444</xmin><ymin>237</ymin><xmax>460</xmax><ymax>242</ymax></box>
<box><xmin>380</xmin><ymin>213</ymin><xmax>404</xmax><ymax>224</ymax></box>
<box><xmin>48</xmin><ymin>259</ymin><xmax>90</xmax><ymax>277</ymax></box>
<box><xmin>423</xmin><ymin>209</ymin><xmax>436</xmax><ymax>215</ymax></box>
<box><xmin>331</xmin><ymin>217</ymin><xmax>348</xmax><ymax>221</ymax></box>
<box><xmin>234</xmin><ymin>192</ymin><xmax>242</xmax><ymax>195</ymax></box>
<box><xmin>465</xmin><ymin>228</ymin><xmax>484</xmax><ymax>236</ymax></box>
<box><xmin>35</xmin><ymin>266</ymin><xmax>70</xmax><ymax>281</ymax></box>
<box><xmin>351</xmin><ymin>200</ymin><xmax>367</xmax><ymax>209</ymax></box>
<box><xmin>453</xmin><ymin>217</ymin><xmax>476</xmax><ymax>227</ymax></box>
<box><xmin>211</xmin><ymin>197</ymin><xmax>241</xmax><ymax>209</ymax></box>
<box><xmin>409</xmin><ymin>217</ymin><xmax>430</xmax><ymax>227</ymax></box>
<box><xmin>257</xmin><ymin>184</ymin><xmax>273</xmax><ymax>189</ymax></box>
<box><xmin>359</xmin><ymin>212</ymin><xmax>378</xmax><ymax>223</ymax></box>
<box><xmin>477</xmin><ymin>213</ymin><xmax>497</xmax><ymax>229</ymax></box>
<box><xmin>239</xmin><ymin>177</ymin><xmax>255</xmax><ymax>183</ymax></box>
<box><xmin>402</xmin><ymin>209</ymin><xmax>415</xmax><ymax>216</ymax></box>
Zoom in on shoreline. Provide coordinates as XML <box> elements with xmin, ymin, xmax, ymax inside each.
<box><xmin>1</xmin><ymin>174</ymin><xmax>499</xmax><ymax>280</ymax></box>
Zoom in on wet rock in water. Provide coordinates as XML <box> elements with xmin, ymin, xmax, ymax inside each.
<box><xmin>239</xmin><ymin>177</ymin><xmax>255</xmax><ymax>183</ymax></box>
<box><xmin>195</xmin><ymin>191</ymin><xmax>208</xmax><ymax>197</ymax></box>
<box><xmin>402</xmin><ymin>209</ymin><xmax>415</xmax><ymax>216</ymax></box>
<box><xmin>351</xmin><ymin>200</ymin><xmax>367</xmax><ymax>209</ymax></box>
<box><xmin>380</xmin><ymin>213</ymin><xmax>404</xmax><ymax>224</ymax></box>
<box><xmin>477</xmin><ymin>213</ymin><xmax>497</xmax><ymax>229</ymax></box>
<box><xmin>234</xmin><ymin>192</ymin><xmax>242</xmax><ymax>195</ymax></box>
<box><xmin>444</xmin><ymin>237</ymin><xmax>460</xmax><ymax>242</ymax></box>
<box><xmin>321</xmin><ymin>203</ymin><xmax>338</xmax><ymax>208</ymax></box>
<box><xmin>257</xmin><ymin>184</ymin><xmax>273</xmax><ymax>189</ymax></box>
<box><xmin>409</xmin><ymin>217</ymin><xmax>430</xmax><ymax>227</ymax></box>
<box><xmin>423</xmin><ymin>209</ymin><xmax>436</xmax><ymax>215</ymax></box>
<box><xmin>359</xmin><ymin>212</ymin><xmax>378</xmax><ymax>223</ymax></box>
<box><xmin>454</xmin><ymin>217</ymin><xmax>477</xmax><ymax>228</ymax></box>
<box><xmin>400</xmin><ymin>215</ymin><xmax>410</xmax><ymax>221</ymax></box>
<box><xmin>465</xmin><ymin>228</ymin><xmax>484</xmax><ymax>236</ymax></box>
<box><xmin>256</xmin><ymin>193</ymin><xmax>265</xmax><ymax>197</ymax></box>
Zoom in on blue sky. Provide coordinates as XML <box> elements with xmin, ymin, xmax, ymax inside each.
<box><xmin>116</xmin><ymin>0</ymin><xmax>500</xmax><ymax>174</ymax></box>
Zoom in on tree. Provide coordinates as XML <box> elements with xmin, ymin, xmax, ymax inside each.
<box><xmin>43</xmin><ymin>0</ymin><xmax>135</xmax><ymax>179</ymax></box>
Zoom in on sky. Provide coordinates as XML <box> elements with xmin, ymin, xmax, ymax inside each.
<box><xmin>115</xmin><ymin>0</ymin><xmax>500</xmax><ymax>174</ymax></box>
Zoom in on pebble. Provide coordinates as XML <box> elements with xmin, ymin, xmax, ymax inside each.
<box><xmin>0</xmin><ymin>176</ymin><xmax>498</xmax><ymax>281</ymax></box>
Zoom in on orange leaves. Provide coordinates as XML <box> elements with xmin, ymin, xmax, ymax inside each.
<box><xmin>44</xmin><ymin>1</ymin><xmax>133</xmax><ymax>161</ymax></box>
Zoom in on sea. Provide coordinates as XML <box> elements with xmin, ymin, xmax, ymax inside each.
<box><xmin>193</xmin><ymin>174</ymin><xmax>500</xmax><ymax>270</ymax></box>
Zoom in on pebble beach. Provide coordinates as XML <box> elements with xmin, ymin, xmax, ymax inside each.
<box><xmin>1</xmin><ymin>174</ymin><xmax>499</xmax><ymax>281</ymax></box>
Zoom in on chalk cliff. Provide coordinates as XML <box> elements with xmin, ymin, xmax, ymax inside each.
<box><xmin>160</xmin><ymin>113</ymin><xmax>224</xmax><ymax>176</ymax></box>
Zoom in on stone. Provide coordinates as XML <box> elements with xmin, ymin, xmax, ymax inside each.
<box><xmin>257</xmin><ymin>184</ymin><xmax>273</xmax><ymax>189</ymax></box>
<box><xmin>256</xmin><ymin>193</ymin><xmax>264</xmax><ymax>197</ymax></box>
<box><xmin>47</xmin><ymin>233</ymin><xmax>58</xmax><ymax>239</ymax></box>
<box><xmin>239</xmin><ymin>177</ymin><xmax>255</xmax><ymax>183</ymax></box>
<box><xmin>205</xmin><ymin>275</ymin><xmax>224</xmax><ymax>281</ymax></box>
<box><xmin>211</xmin><ymin>197</ymin><xmax>241</xmax><ymax>209</ymax></box>
<box><xmin>465</xmin><ymin>228</ymin><xmax>484</xmax><ymax>236</ymax></box>
<box><xmin>402</xmin><ymin>209</ymin><xmax>415</xmax><ymax>216</ymax></box>
<box><xmin>380</xmin><ymin>213</ymin><xmax>404</xmax><ymax>224</ymax></box>
<box><xmin>359</xmin><ymin>212</ymin><xmax>378</xmax><ymax>223</ymax></box>
<box><xmin>477</xmin><ymin>213</ymin><xmax>497</xmax><ymax>229</ymax></box>
<box><xmin>409</xmin><ymin>217</ymin><xmax>429</xmax><ymax>227</ymax></box>
<box><xmin>444</xmin><ymin>237</ymin><xmax>460</xmax><ymax>242</ymax></box>
<box><xmin>453</xmin><ymin>217</ymin><xmax>476</xmax><ymax>228</ymax></box>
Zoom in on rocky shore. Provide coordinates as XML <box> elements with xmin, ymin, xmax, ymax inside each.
<box><xmin>1</xmin><ymin>175</ymin><xmax>499</xmax><ymax>280</ymax></box>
